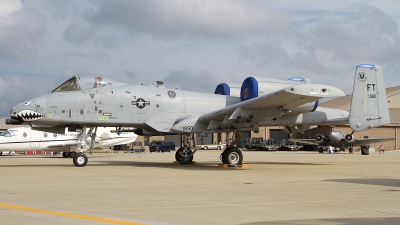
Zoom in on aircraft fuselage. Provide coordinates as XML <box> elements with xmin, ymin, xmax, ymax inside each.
<box><xmin>10</xmin><ymin>81</ymin><xmax>350</xmax><ymax>134</ymax></box>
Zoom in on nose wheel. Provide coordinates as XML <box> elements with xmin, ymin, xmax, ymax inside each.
<box><xmin>175</xmin><ymin>147</ymin><xmax>194</xmax><ymax>163</ymax></box>
<box><xmin>73</xmin><ymin>153</ymin><xmax>88</xmax><ymax>167</ymax></box>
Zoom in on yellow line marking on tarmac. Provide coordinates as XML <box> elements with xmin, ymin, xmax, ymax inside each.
<box><xmin>0</xmin><ymin>203</ymin><xmax>147</xmax><ymax>225</ymax></box>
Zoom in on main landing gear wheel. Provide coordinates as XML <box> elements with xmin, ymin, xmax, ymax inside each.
<box><xmin>361</xmin><ymin>145</ymin><xmax>370</xmax><ymax>155</ymax></box>
<box><xmin>69</xmin><ymin>151</ymin><xmax>77</xmax><ymax>158</ymax></box>
<box><xmin>221</xmin><ymin>147</ymin><xmax>243</xmax><ymax>165</ymax></box>
<box><xmin>73</xmin><ymin>153</ymin><xmax>88</xmax><ymax>167</ymax></box>
<box><xmin>175</xmin><ymin>147</ymin><xmax>194</xmax><ymax>163</ymax></box>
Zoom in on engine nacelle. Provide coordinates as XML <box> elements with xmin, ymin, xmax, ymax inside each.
<box><xmin>214</xmin><ymin>83</ymin><xmax>241</xmax><ymax>97</ymax></box>
<box><xmin>315</xmin><ymin>134</ymin><xmax>325</xmax><ymax>144</ymax></box>
<box><xmin>345</xmin><ymin>134</ymin><xmax>356</xmax><ymax>144</ymax></box>
<box><xmin>240</xmin><ymin>76</ymin><xmax>311</xmax><ymax>102</ymax></box>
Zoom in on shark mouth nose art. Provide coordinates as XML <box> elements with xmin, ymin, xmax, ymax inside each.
<box><xmin>11</xmin><ymin>110</ymin><xmax>45</xmax><ymax>122</ymax></box>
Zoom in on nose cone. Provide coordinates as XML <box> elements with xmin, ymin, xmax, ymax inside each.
<box><xmin>9</xmin><ymin>97</ymin><xmax>46</xmax><ymax>124</ymax></box>
<box><xmin>328</xmin><ymin>132</ymin><xmax>343</xmax><ymax>144</ymax></box>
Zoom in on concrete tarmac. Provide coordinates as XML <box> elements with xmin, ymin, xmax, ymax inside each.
<box><xmin>1</xmin><ymin>150</ymin><xmax>400</xmax><ymax>225</ymax></box>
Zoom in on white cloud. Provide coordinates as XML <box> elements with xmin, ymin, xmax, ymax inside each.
<box><xmin>85</xmin><ymin>0</ymin><xmax>291</xmax><ymax>39</ymax></box>
<box><xmin>238</xmin><ymin>4</ymin><xmax>400</xmax><ymax>88</ymax></box>
<box><xmin>0</xmin><ymin>74</ymin><xmax>54</xmax><ymax>116</ymax></box>
<box><xmin>0</xmin><ymin>0</ymin><xmax>45</xmax><ymax>61</ymax></box>
<box><xmin>63</xmin><ymin>23</ymin><xmax>96</xmax><ymax>45</ymax></box>
<box><xmin>0</xmin><ymin>0</ymin><xmax>399</xmax><ymax>117</ymax></box>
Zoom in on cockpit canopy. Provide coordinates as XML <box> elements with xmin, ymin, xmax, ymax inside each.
<box><xmin>52</xmin><ymin>74</ymin><xmax>121</xmax><ymax>93</ymax></box>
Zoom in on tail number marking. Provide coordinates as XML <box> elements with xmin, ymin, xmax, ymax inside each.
<box><xmin>183</xmin><ymin>126</ymin><xmax>193</xmax><ymax>132</ymax></box>
<box><xmin>367</xmin><ymin>84</ymin><xmax>376</xmax><ymax>91</ymax></box>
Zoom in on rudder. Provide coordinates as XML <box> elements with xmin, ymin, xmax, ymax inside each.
<box><xmin>349</xmin><ymin>64</ymin><xmax>390</xmax><ymax>132</ymax></box>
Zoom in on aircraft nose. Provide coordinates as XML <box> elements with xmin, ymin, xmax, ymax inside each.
<box><xmin>7</xmin><ymin>97</ymin><xmax>46</xmax><ymax>125</ymax></box>
<box><xmin>328</xmin><ymin>132</ymin><xmax>342</xmax><ymax>143</ymax></box>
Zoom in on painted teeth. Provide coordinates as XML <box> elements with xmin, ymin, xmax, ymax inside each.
<box><xmin>11</xmin><ymin>110</ymin><xmax>44</xmax><ymax>122</ymax></box>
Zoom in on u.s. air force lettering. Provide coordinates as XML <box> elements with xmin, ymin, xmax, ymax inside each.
<box><xmin>132</xmin><ymin>98</ymin><xmax>150</xmax><ymax>109</ymax></box>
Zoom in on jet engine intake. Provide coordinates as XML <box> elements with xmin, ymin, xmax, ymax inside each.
<box><xmin>214</xmin><ymin>83</ymin><xmax>241</xmax><ymax>97</ymax></box>
<box><xmin>345</xmin><ymin>134</ymin><xmax>356</xmax><ymax>144</ymax></box>
<box><xmin>315</xmin><ymin>134</ymin><xmax>325</xmax><ymax>144</ymax></box>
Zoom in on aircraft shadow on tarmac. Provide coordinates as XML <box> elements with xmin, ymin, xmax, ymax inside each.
<box><xmin>91</xmin><ymin>158</ymin><xmax>329</xmax><ymax>170</ymax></box>
<box><xmin>0</xmin><ymin>155</ymin><xmax>329</xmax><ymax>169</ymax></box>
<box><xmin>324</xmin><ymin>178</ymin><xmax>400</xmax><ymax>188</ymax></box>
<box><xmin>94</xmin><ymin>160</ymin><xmax>243</xmax><ymax>171</ymax></box>
<box><xmin>0</xmin><ymin>156</ymin><xmax>241</xmax><ymax>170</ymax></box>
<box><xmin>241</xmin><ymin>161</ymin><xmax>328</xmax><ymax>166</ymax></box>
<box><xmin>241</xmin><ymin>217</ymin><xmax>400</xmax><ymax>225</ymax></box>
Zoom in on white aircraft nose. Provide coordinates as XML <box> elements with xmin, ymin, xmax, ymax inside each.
<box><xmin>328</xmin><ymin>131</ymin><xmax>343</xmax><ymax>143</ymax></box>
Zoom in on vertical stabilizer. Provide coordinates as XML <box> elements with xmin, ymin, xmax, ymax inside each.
<box><xmin>349</xmin><ymin>64</ymin><xmax>390</xmax><ymax>132</ymax></box>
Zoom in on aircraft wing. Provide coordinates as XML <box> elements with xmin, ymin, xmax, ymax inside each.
<box><xmin>200</xmin><ymin>84</ymin><xmax>344</xmax><ymax>121</ymax></box>
<box><xmin>289</xmin><ymin>139</ymin><xmax>319</xmax><ymax>146</ymax></box>
<box><xmin>31</xmin><ymin>125</ymin><xmax>67</xmax><ymax>134</ymax></box>
<box><xmin>172</xmin><ymin>83</ymin><xmax>345</xmax><ymax>132</ymax></box>
<box><xmin>352</xmin><ymin>138</ymin><xmax>395</xmax><ymax>146</ymax></box>
<box><xmin>46</xmin><ymin>141</ymin><xmax>79</xmax><ymax>148</ymax></box>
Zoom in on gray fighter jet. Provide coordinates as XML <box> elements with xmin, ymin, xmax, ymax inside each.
<box><xmin>7</xmin><ymin>64</ymin><xmax>390</xmax><ymax>167</ymax></box>
<box><xmin>290</xmin><ymin>130</ymin><xmax>394</xmax><ymax>155</ymax></box>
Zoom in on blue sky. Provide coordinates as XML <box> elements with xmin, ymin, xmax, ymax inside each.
<box><xmin>0</xmin><ymin>0</ymin><xmax>399</xmax><ymax>117</ymax></box>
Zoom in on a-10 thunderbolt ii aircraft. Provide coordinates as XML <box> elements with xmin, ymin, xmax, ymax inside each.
<box><xmin>7</xmin><ymin>64</ymin><xmax>390</xmax><ymax>167</ymax></box>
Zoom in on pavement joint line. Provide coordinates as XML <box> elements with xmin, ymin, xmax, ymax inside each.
<box><xmin>0</xmin><ymin>203</ymin><xmax>147</xmax><ymax>225</ymax></box>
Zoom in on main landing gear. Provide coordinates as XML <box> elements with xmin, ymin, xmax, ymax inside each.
<box><xmin>174</xmin><ymin>131</ymin><xmax>245</xmax><ymax>167</ymax></box>
<box><xmin>219</xmin><ymin>131</ymin><xmax>244</xmax><ymax>166</ymax></box>
<box><xmin>360</xmin><ymin>145</ymin><xmax>370</xmax><ymax>155</ymax></box>
<box><xmin>221</xmin><ymin>147</ymin><xmax>243</xmax><ymax>165</ymax></box>
<box><xmin>62</xmin><ymin>151</ymin><xmax>77</xmax><ymax>158</ymax></box>
<box><xmin>73</xmin><ymin>153</ymin><xmax>88</xmax><ymax>167</ymax></box>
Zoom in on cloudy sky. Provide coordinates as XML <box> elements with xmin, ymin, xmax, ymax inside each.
<box><xmin>0</xmin><ymin>0</ymin><xmax>399</xmax><ymax>117</ymax></box>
